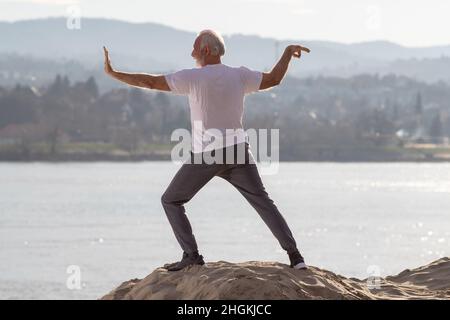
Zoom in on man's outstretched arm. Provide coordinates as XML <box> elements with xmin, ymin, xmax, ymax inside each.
<box><xmin>260</xmin><ymin>45</ymin><xmax>310</xmax><ymax>90</ymax></box>
<box><xmin>103</xmin><ymin>46</ymin><xmax>170</xmax><ymax>91</ymax></box>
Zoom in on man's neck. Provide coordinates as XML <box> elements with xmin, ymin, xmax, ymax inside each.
<box><xmin>202</xmin><ymin>58</ymin><xmax>222</xmax><ymax>67</ymax></box>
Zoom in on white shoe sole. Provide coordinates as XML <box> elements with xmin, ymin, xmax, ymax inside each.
<box><xmin>293</xmin><ymin>262</ymin><xmax>308</xmax><ymax>270</ymax></box>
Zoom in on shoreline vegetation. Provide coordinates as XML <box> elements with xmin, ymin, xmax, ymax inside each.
<box><xmin>1</xmin><ymin>142</ymin><xmax>450</xmax><ymax>162</ymax></box>
<box><xmin>3</xmin><ymin>75</ymin><xmax>450</xmax><ymax>163</ymax></box>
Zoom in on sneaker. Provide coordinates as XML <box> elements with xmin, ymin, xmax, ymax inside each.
<box><xmin>163</xmin><ymin>252</ymin><xmax>188</xmax><ymax>269</ymax></box>
<box><xmin>289</xmin><ymin>250</ymin><xmax>308</xmax><ymax>270</ymax></box>
<box><xmin>163</xmin><ymin>251</ymin><xmax>205</xmax><ymax>271</ymax></box>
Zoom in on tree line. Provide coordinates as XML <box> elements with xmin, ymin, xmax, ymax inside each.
<box><xmin>0</xmin><ymin>73</ymin><xmax>449</xmax><ymax>161</ymax></box>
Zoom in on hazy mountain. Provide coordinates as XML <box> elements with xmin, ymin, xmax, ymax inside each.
<box><xmin>1</xmin><ymin>17</ymin><xmax>450</xmax><ymax>87</ymax></box>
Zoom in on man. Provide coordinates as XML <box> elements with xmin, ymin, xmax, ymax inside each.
<box><xmin>103</xmin><ymin>29</ymin><xmax>310</xmax><ymax>271</ymax></box>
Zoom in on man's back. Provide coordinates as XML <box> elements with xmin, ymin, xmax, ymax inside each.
<box><xmin>165</xmin><ymin>64</ymin><xmax>262</xmax><ymax>152</ymax></box>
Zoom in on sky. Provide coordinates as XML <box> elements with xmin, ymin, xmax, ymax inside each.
<box><xmin>1</xmin><ymin>0</ymin><xmax>449</xmax><ymax>47</ymax></box>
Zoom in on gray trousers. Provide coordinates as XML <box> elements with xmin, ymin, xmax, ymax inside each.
<box><xmin>161</xmin><ymin>142</ymin><xmax>298</xmax><ymax>255</ymax></box>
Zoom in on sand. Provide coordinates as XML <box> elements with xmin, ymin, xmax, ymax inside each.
<box><xmin>100</xmin><ymin>257</ymin><xmax>450</xmax><ymax>300</ymax></box>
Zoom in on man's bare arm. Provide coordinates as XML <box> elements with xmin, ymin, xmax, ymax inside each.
<box><xmin>260</xmin><ymin>45</ymin><xmax>310</xmax><ymax>90</ymax></box>
<box><xmin>103</xmin><ymin>46</ymin><xmax>170</xmax><ymax>91</ymax></box>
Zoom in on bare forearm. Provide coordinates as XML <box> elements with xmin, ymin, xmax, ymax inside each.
<box><xmin>109</xmin><ymin>70</ymin><xmax>156</xmax><ymax>88</ymax></box>
<box><xmin>270</xmin><ymin>48</ymin><xmax>293</xmax><ymax>84</ymax></box>
<box><xmin>103</xmin><ymin>46</ymin><xmax>169</xmax><ymax>91</ymax></box>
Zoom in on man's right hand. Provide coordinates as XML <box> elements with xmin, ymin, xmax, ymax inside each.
<box><xmin>103</xmin><ymin>46</ymin><xmax>114</xmax><ymax>75</ymax></box>
<box><xmin>285</xmin><ymin>45</ymin><xmax>310</xmax><ymax>59</ymax></box>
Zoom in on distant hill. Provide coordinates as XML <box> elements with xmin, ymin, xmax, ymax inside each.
<box><xmin>1</xmin><ymin>17</ymin><xmax>450</xmax><ymax>87</ymax></box>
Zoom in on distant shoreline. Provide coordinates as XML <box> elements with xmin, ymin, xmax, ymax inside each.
<box><xmin>2</xmin><ymin>142</ymin><xmax>450</xmax><ymax>162</ymax></box>
<box><xmin>2</xmin><ymin>155</ymin><xmax>450</xmax><ymax>163</ymax></box>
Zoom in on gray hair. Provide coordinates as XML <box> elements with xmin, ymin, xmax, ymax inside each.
<box><xmin>198</xmin><ymin>29</ymin><xmax>226</xmax><ymax>57</ymax></box>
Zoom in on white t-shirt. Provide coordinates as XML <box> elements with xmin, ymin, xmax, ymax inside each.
<box><xmin>165</xmin><ymin>63</ymin><xmax>262</xmax><ymax>153</ymax></box>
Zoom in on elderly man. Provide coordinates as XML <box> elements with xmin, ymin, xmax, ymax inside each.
<box><xmin>103</xmin><ymin>29</ymin><xmax>310</xmax><ymax>271</ymax></box>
